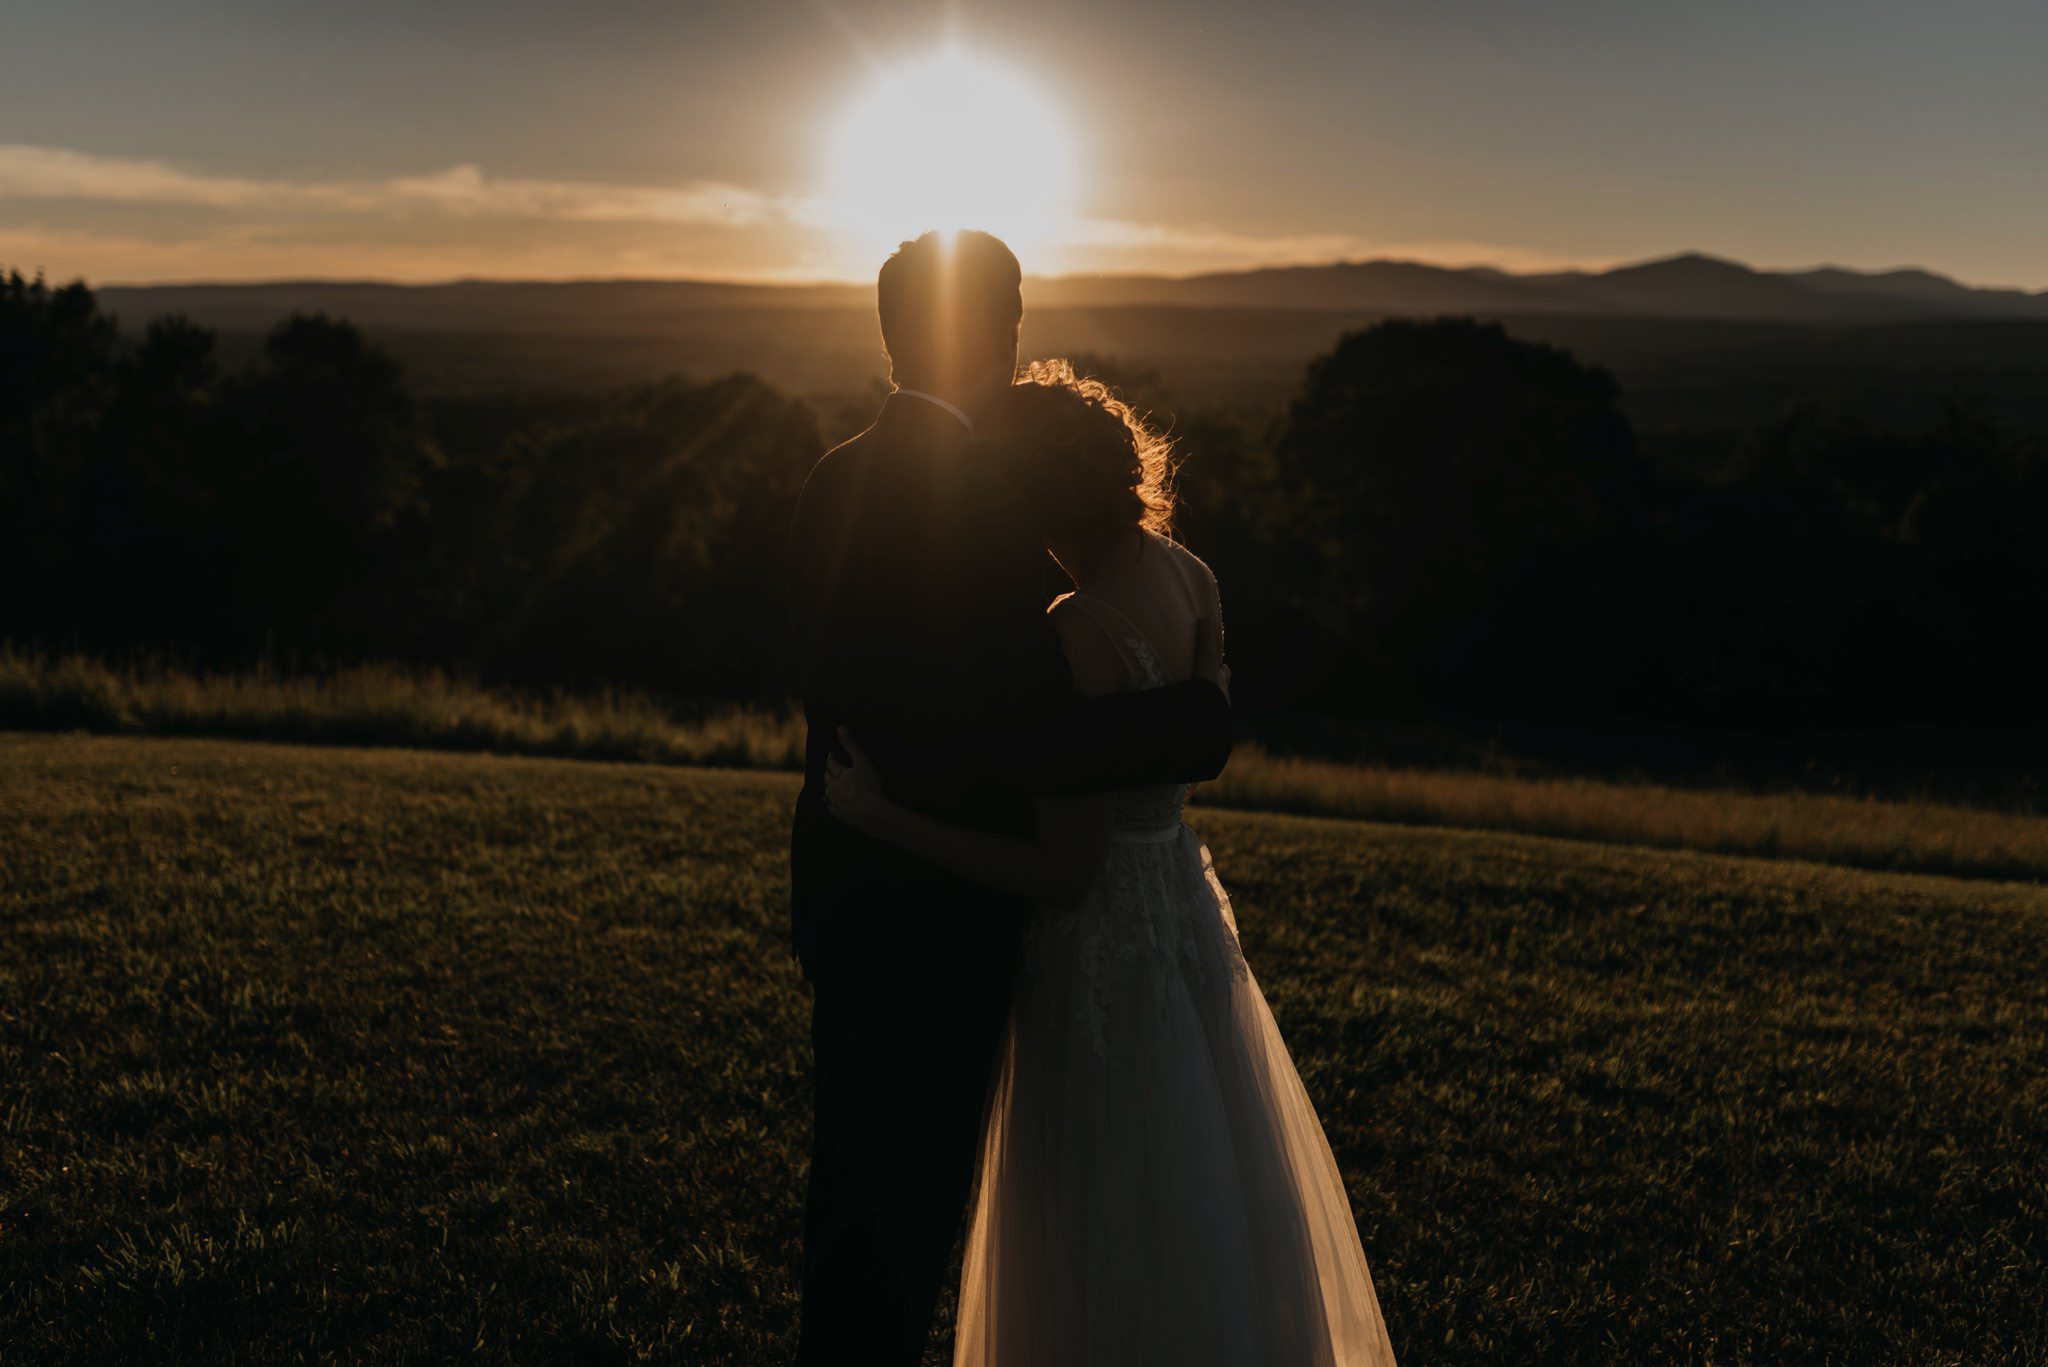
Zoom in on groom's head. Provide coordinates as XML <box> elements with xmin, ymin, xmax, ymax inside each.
<box><xmin>877</xmin><ymin>230</ymin><xmax>1023</xmax><ymax>401</ymax></box>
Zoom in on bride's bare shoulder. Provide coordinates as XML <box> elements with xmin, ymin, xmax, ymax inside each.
<box><xmin>1047</xmin><ymin>593</ymin><xmax>1134</xmax><ymax>697</ymax></box>
<box><xmin>1149</xmin><ymin>533</ymin><xmax>1222</xmax><ymax>615</ymax></box>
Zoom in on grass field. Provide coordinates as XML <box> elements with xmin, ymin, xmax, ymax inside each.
<box><xmin>8</xmin><ymin>647</ymin><xmax>2047</xmax><ymax>885</ymax></box>
<box><xmin>3</xmin><ymin>731</ymin><xmax>2044</xmax><ymax>1363</ymax></box>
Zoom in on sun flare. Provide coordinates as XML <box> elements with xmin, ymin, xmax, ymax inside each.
<box><xmin>821</xmin><ymin>48</ymin><xmax>1077</xmax><ymax>266</ymax></box>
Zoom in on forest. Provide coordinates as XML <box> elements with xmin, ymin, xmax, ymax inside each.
<box><xmin>6</xmin><ymin>269</ymin><xmax>2044</xmax><ymax>774</ymax></box>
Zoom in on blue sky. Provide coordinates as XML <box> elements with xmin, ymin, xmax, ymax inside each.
<box><xmin>3</xmin><ymin>0</ymin><xmax>2043</xmax><ymax>285</ymax></box>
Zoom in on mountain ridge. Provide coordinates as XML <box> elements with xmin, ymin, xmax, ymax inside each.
<box><xmin>89</xmin><ymin>252</ymin><xmax>2048</xmax><ymax>333</ymax></box>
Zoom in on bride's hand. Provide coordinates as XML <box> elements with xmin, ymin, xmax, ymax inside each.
<box><xmin>825</xmin><ymin>728</ymin><xmax>893</xmax><ymax>835</ymax></box>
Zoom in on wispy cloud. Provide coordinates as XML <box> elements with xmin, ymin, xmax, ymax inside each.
<box><xmin>380</xmin><ymin>164</ymin><xmax>791</xmax><ymax>227</ymax></box>
<box><xmin>0</xmin><ymin>144</ymin><xmax>1598</xmax><ymax>283</ymax></box>
<box><xmin>1066</xmin><ymin>217</ymin><xmax>1381</xmax><ymax>266</ymax></box>
<box><xmin>0</xmin><ymin>223</ymin><xmax>851</xmax><ymax>287</ymax></box>
<box><xmin>0</xmin><ymin>145</ymin><xmax>795</xmax><ymax>228</ymax></box>
<box><xmin>1065</xmin><ymin>216</ymin><xmax>1598</xmax><ymax>275</ymax></box>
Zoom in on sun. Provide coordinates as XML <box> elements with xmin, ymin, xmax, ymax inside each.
<box><xmin>821</xmin><ymin>48</ymin><xmax>1078</xmax><ymax>266</ymax></box>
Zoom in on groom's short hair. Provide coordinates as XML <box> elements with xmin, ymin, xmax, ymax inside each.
<box><xmin>877</xmin><ymin>230</ymin><xmax>1024</xmax><ymax>389</ymax></box>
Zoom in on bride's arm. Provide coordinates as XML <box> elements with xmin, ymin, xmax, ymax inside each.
<box><xmin>826</xmin><ymin>732</ymin><xmax>1111</xmax><ymax>907</ymax></box>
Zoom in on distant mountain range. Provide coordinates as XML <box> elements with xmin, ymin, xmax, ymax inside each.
<box><xmin>96</xmin><ymin>253</ymin><xmax>2048</xmax><ymax>334</ymax></box>
<box><xmin>1027</xmin><ymin>252</ymin><xmax>2048</xmax><ymax>319</ymax></box>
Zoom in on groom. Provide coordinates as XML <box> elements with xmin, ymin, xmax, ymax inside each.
<box><xmin>786</xmin><ymin>229</ymin><xmax>1233</xmax><ymax>1363</ymax></box>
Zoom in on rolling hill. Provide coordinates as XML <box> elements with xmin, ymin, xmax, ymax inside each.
<box><xmin>5</xmin><ymin>732</ymin><xmax>2045</xmax><ymax>1362</ymax></box>
<box><xmin>94</xmin><ymin>252</ymin><xmax>2048</xmax><ymax>336</ymax></box>
<box><xmin>79</xmin><ymin>253</ymin><xmax>2048</xmax><ymax>463</ymax></box>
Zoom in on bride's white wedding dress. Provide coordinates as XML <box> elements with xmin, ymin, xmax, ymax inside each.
<box><xmin>952</xmin><ymin>591</ymin><xmax>1399</xmax><ymax>1367</ymax></box>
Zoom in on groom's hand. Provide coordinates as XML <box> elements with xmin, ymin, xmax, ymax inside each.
<box><xmin>1193</xmin><ymin>615</ymin><xmax>1231</xmax><ymax>702</ymax></box>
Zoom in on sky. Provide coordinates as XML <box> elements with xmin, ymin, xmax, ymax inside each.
<box><xmin>3</xmin><ymin>0</ymin><xmax>2045</xmax><ymax>287</ymax></box>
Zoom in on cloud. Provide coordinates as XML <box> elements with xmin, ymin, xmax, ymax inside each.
<box><xmin>381</xmin><ymin>164</ymin><xmax>791</xmax><ymax>227</ymax></box>
<box><xmin>1066</xmin><ymin>217</ymin><xmax>1380</xmax><ymax>265</ymax></box>
<box><xmin>0</xmin><ymin>222</ymin><xmax>847</xmax><ymax>286</ymax></box>
<box><xmin>0</xmin><ymin>145</ymin><xmax>357</xmax><ymax>211</ymax></box>
<box><xmin>0</xmin><ymin>145</ymin><xmax>796</xmax><ymax>228</ymax></box>
<box><xmin>1065</xmin><ymin>216</ymin><xmax>1600</xmax><ymax>275</ymax></box>
<box><xmin>0</xmin><ymin>144</ymin><xmax>1603</xmax><ymax>283</ymax></box>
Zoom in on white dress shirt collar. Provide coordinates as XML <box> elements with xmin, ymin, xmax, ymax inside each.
<box><xmin>893</xmin><ymin>387</ymin><xmax>977</xmax><ymax>435</ymax></box>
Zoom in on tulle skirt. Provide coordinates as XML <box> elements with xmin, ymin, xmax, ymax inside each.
<box><xmin>953</xmin><ymin>827</ymin><xmax>1399</xmax><ymax>1366</ymax></box>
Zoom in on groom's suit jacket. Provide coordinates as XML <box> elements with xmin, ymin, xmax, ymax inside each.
<box><xmin>786</xmin><ymin>391</ymin><xmax>1231</xmax><ymax>991</ymax></box>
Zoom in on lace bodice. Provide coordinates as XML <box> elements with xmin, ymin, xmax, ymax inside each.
<box><xmin>1109</xmin><ymin>781</ymin><xmax>1191</xmax><ymax>840</ymax></box>
<box><xmin>1033</xmin><ymin>590</ymin><xmax>1245</xmax><ymax>1065</ymax></box>
<box><xmin>1102</xmin><ymin>625</ymin><xmax>1193</xmax><ymax>841</ymax></box>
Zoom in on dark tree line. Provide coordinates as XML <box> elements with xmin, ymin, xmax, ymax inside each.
<box><xmin>2</xmin><ymin>271</ymin><xmax>819</xmax><ymax>695</ymax></box>
<box><xmin>5</xmin><ymin>271</ymin><xmax>2043</xmax><ymax>730</ymax></box>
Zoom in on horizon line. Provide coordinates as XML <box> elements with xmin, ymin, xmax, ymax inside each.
<box><xmin>58</xmin><ymin>250</ymin><xmax>2043</xmax><ymax>297</ymax></box>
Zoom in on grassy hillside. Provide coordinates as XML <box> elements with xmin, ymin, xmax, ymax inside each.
<box><xmin>3</xmin><ymin>733</ymin><xmax>2044</xmax><ymax>1363</ymax></box>
<box><xmin>9</xmin><ymin>649</ymin><xmax>2048</xmax><ymax>886</ymax></box>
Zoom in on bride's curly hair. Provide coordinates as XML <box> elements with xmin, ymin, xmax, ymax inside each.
<box><xmin>995</xmin><ymin>359</ymin><xmax>1177</xmax><ymax>548</ymax></box>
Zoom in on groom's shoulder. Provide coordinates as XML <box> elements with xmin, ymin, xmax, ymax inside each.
<box><xmin>798</xmin><ymin>424</ymin><xmax>879</xmax><ymax>502</ymax></box>
<box><xmin>806</xmin><ymin>413</ymin><xmax>949</xmax><ymax>495</ymax></box>
<box><xmin>818</xmin><ymin>420</ymin><xmax>877</xmax><ymax>467</ymax></box>
<box><xmin>818</xmin><ymin>407</ymin><xmax>919</xmax><ymax>469</ymax></box>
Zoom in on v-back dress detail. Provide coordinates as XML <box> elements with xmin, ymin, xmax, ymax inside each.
<box><xmin>951</xmin><ymin>592</ymin><xmax>1399</xmax><ymax>1367</ymax></box>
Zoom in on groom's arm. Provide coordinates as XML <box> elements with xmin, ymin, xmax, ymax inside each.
<box><xmin>858</xmin><ymin>603</ymin><xmax>1233</xmax><ymax>796</ymax></box>
<box><xmin>868</xmin><ymin>671</ymin><xmax>1233</xmax><ymax>795</ymax></box>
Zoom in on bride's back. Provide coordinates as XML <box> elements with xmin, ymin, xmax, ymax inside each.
<box><xmin>1050</xmin><ymin>531</ymin><xmax>1224</xmax><ymax>842</ymax></box>
<box><xmin>1053</xmin><ymin>530</ymin><xmax>1220</xmax><ymax>696</ymax></box>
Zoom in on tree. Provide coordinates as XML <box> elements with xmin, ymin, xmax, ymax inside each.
<box><xmin>1271</xmin><ymin>318</ymin><xmax>1641</xmax><ymax>712</ymax></box>
<box><xmin>0</xmin><ymin>271</ymin><xmax>119</xmax><ymax>642</ymax></box>
<box><xmin>454</xmin><ymin>373</ymin><xmax>821</xmax><ymax>691</ymax></box>
<box><xmin>217</xmin><ymin>314</ymin><xmax>441</xmax><ymax>656</ymax></box>
<box><xmin>86</xmin><ymin>315</ymin><xmax>228</xmax><ymax>645</ymax></box>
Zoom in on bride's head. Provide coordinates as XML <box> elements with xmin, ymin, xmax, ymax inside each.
<box><xmin>995</xmin><ymin>359</ymin><xmax>1175</xmax><ymax>566</ymax></box>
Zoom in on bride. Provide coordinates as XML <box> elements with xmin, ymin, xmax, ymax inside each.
<box><xmin>823</xmin><ymin>360</ymin><xmax>1400</xmax><ymax>1366</ymax></box>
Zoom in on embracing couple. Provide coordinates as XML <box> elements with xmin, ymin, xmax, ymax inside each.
<box><xmin>787</xmin><ymin>230</ymin><xmax>1397</xmax><ymax>1366</ymax></box>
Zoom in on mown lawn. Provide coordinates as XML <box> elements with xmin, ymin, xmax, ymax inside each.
<box><xmin>2</xmin><ymin>732</ymin><xmax>2044</xmax><ymax>1364</ymax></box>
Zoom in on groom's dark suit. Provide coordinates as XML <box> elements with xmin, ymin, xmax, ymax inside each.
<box><xmin>787</xmin><ymin>391</ymin><xmax>1231</xmax><ymax>1362</ymax></box>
